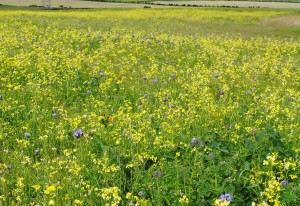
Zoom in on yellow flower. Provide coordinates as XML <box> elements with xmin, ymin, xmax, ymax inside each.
<box><xmin>0</xmin><ymin>177</ymin><xmax>6</xmax><ymax>183</ymax></box>
<box><xmin>49</xmin><ymin>199</ymin><xmax>55</xmax><ymax>205</ymax></box>
<box><xmin>31</xmin><ymin>184</ymin><xmax>41</xmax><ymax>191</ymax></box>
<box><xmin>256</xmin><ymin>201</ymin><xmax>269</xmax><ymax>206</ymax></box>
<box><xmin>45</xmin><ymin>185</ymin><xmax>56</xmax><ymax>194</ymax></box>
<box><xmin>214</xmin><ymin>199</ymin><xmax>230</xmax><ymax>206</ymax></box>
<box><xmin>179</xmin><ymin>195</ymin><xmax>189</xmax><ymax>204</ymax></box>
<box><xmin>99</xmin><ymin>187</ymin><xmax>121</xmax><ymax>205</ymax></box>
<box><xmin>16</xmin><ymin>177</ymin><xmax>25</xmax><ymax>187</ymax></box>
<box><xmin>16</xmin><ymin>196</ymin><xmax>21</xmax><ymax>202</ymax></box>
<box><xmin>74</xmin><ymin>199</ymin><xmax>83</xmax><ymax>205</ymax></box>
<box><xmin>126</xmin><ymin>192</ymin><xmax>132</xmax><ymax>199</ymax></box>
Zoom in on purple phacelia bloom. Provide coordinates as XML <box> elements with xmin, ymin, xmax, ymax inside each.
<box><xmin>34</xmin><ymin>149</ymin><xmax>39</xmax><ymax>155</ymax></box>
<box><xmin>0</xmin><ymin>94</ymin><xmax>2</xmax><ymax>100</ymax></box>
<box><xmin>281</xmin><ymin>180</ymin><xmax>288</xmax><ymax>187</ymax></box>
<box><xmin>138</xmin><ymin>190</ymin><xmax>144</xmax><ymax>197</ymax></box>
<box><xmin>190</xmin><ymin>137</ymin><xmax>199</xmax><ymax>147</ymax></box>
<box><xmin>220</xmin><ymin>193</ymin><xmax>233</xmax><ymax>202</ymax></box>
<box><xmin>74</xmin><ymin>129</ymin><xmax>84</xmax><ymax>138</ymax></box>
<box><xmin>7</xmin><ymin>165</ymin><xmax>12</xmax><ymax>170</ymax></box>
<box><xmin>170</xmin><ymin>73</ymin><xmax>176</xmax><ymax>79</ymax></box>
<box><xmin>246</xmin><ymin>90</ymin><xmax>252</xmax><ymax>95</ymax></box>
<box><xmin>152</xmin><ymin>78</ymin><xmax>158</xmax><ymax>83</ymax></box>
<box><xmin>87</xmin><ymin>90</ymin><xmax>92</xmax><ymax>94</ymax></box>
<box><xmin>152</xmin><ymin>170</ymin><xmax>162</xmax><ymax>178</ymax></box>
<box><xmin>25</xmin><ymin>132</ymin><xmax>31</xmax><ymax>138</ymax></box>
<box><xmin>100</xmin><ymin>72</ymin><xmax>105</xmax><ymax>77</ymax></box>
<box><xmin>52</xmin><ymin>113</ymin><xmax>58</xmax><ymax>118</ymax></box>
<box><xmin>163</xmin><ymin>97</ymin><xmax>167</xmax><ymax>102</ymax></box>
<box><xmin>214</xmin><ymin>73</ymin><xmax>220</xmax><ymax>78</ymax></box>
<box><xmin>143</xmin><ymin>76</ymin><xmax>148</xmax><ymax>80</ymax></box>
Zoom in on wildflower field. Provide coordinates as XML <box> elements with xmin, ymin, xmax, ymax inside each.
<box><xmin>0</xmin><ymin>8</ymin><xmax>300</xmax><ymax>206</ymax></box>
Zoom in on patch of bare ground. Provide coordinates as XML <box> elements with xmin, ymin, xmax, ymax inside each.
<box><xmin>262</xmin><ymin>15</ymin><xmax>300</xmax><ymax>26</ymax></box>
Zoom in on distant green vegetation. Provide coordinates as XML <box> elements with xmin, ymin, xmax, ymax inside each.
<box><xmin>218</xmin><ymin>0</ymin><xmax>300</xmax><ymax>2</ymax></box>
<box><xmin>85</xmin><ymin>0</ymin><xmax>300</xmax><ymax>3</ymax></box>
<box><xmin>0</xmin><ymin>4</ymin><xmax>43</xmax><ymax>10</ymax></box>
<box><xmin>86</xmin><ymin>0</ymin><xmax>153</xmax><ymax>2</ymax></box>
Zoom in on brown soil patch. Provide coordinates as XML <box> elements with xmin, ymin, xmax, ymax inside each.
<box><xmin>262</xmin><ymin>15</ymin><xmax>300</xmax><ymax>26</ymax></box>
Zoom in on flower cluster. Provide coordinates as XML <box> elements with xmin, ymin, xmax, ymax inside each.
<box><xmin>0</xmin><ymin>8</ymin><xmax>299</xmax><ymax>206</ymax></box>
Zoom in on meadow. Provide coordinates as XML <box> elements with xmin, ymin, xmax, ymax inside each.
<box><xmin>0</xmin><ymin>8</ymin><xmax>300</xmax><ymax>206</ymax></box>
<box><xmin>1</xmin><ymin>0</ymin><xmax>300</xmax><ymax>8</ymax></box>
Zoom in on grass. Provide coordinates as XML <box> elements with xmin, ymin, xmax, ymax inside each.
<box><xmin>88</xmin><ymin>0</ymin><xmax>300</xmax><ymax>2</ymax></box>
<box><xmin>152</xmin><ymin>1</ymin><xmax>300</xmax><ymax>9</ymax></box>
<box><xmin>0</xmin><ymin>6</ymin><xmax>299</xmax><ymax>37</ymax></box>
<box><xmin>0</xmin><ymin>7</ymin><xmax>300</xmax><ymax>206</ymax></box>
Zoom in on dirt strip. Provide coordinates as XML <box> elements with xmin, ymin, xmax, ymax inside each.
<box><xmin>1</xmin><ymin>0</ymin><xmax>300</xmax><ymax>9</ymax></box>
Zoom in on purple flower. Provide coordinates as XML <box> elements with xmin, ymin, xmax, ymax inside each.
<box><xmin>34</xmin><ymin>149</ymin><xmax>39</xmax><ymax>155</ymax></box>
<box><xmin>7</xmin><ymin>165</ymin><xmax>12</xmax><ymax>170</ymax></box>
<box><xmin>143</xmin><ymin>76</ymin><xmax>148</xmax><ymax>80</ymax></box>
<box><xmin>162</xmin><ymin>97</ymin><xmax>167</xmax><ymax>102</ymax></box>
<box><xmin>152</xmin><ymin>170</ymin><xmax>162</xmax><ymax>178</ymax></box>
<box><xmin>138</xmin><ymin>190</ymin><xmax>144</xmax><ymax>197</ymax></box>
<box><xmin>281</xmin><ymin>180</ymin><xmax>288</xmax><ymax>187</ymax></box>
<box><xmin>25</xmin><ymin>132</ymin><xmax>31</xmax><ymax>138</ymax></box>
<box><xmin>220</xmin><ymin>193</ymin><xmax>233</xmax><ymax>202</ymax></box>
<box><xmin>214</xmin><ymin>73</ymin><xmax>220</xmax><ymax>78</ymax></box>
<box><xmin>87</xmin><ymin>90</ymin><xmax>92</xmax><ymax>94</ymax></box>
<box><xmin>0</xmin><ymin>94</ymin><xmax>2</xmax><ymax>100</ymax></box>
<box><xmin>52</xmin><ymin>113</ymin><xmax>58</xmax><ymax>118</ymax></box>
<box><xmin>74</xmin><ymin>129</ymin><xmax>84</xmax><ymax>138</ymax></box>
<box><xmin>190</xmin><ymin>137</ymin><xmax>199</xmax><ymax>147</ymax></box>
<box><xmin>152</xmin><ymin>78</ymin><xmax>158</xmax><ymax>83</ymax></box>
<box><xmin>170</xmin><ymin>73</ymin><xmax>176</xmax><ymax>79</ymax></box>
<box><xmin>100</xmin><ymin>72</ymin><xmax>105</xmax><ymax>77</ymax></box>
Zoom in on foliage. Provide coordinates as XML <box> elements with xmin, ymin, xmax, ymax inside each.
<box><xmin>0</xmin><ymin>9</ymin><xmax>299</xmax><ymax>205</ymax></box>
